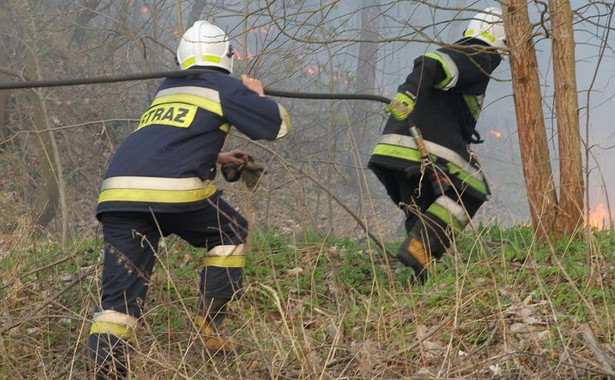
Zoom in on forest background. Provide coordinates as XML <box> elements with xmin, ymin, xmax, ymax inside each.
<box><xmin>1</xmin><ymin>1</ymin><xmax>615</xmax><ymax>378</ymax></box>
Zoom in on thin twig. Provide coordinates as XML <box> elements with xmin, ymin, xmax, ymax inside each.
<box><xmin>581</xmin><ymin>323</ymin><xmax>615</xmax><ymax>377</ymax></box>
<box><xmin>0</xmin><ymin>266</ymin><xmax>96</xmax><ymax>335</ymax></box>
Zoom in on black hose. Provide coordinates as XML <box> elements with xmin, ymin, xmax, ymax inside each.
<box><xmin>0</xmin><ymin>68</ymin><xmax>391</xmax><ymax>104</ymax></box>
<box><xmin>0</xmin><ymin>68</ymin><xmax>394</xmax><ymax>258</ymax></box>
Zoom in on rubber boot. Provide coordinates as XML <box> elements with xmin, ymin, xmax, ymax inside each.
<box><xmin>87</xmin><ymin>333</ymin><xmax>131</xmax><ymax>379</ymax></box>
<box><xmin>86</xmin><ymin>310</ymin><xmax>137</xmax><ymax>379</ymax></box>
<box><xmin>196</xmin><ymin>297</ymin><xmax>239</xmax><ymax>355</ymax></box>
<box><xmin>397</xmin><ymin>236</ymin><xmax>431</xmax><ymax>284</ymax></box>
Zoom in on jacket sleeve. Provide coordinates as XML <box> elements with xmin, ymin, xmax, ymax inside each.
<box><xmin>397</xmin><ymin>53</ymin><xmax>449</xmax><ymax>98</ymax></box>
<box><xmin>220</xmin><ymin>78</ymin><xmax>292</xmax><ymax>141</ymax></box>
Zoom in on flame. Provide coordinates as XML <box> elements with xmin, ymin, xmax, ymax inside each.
<box><xmin>140</xmin><ymin>5</ymin><xmax>150</xmax><ymax>16</ymax></box>
<box><xmin>173</xmin><ymin>28</ymin><xmax>181</xmax><ymax>38</ymax></box>
<box><xmin>234</xmin><ymin>51</ymin><xmax>254</xmax><ymax>61</ymax></box>
<box><xmin>490</xmin><ymin>129</ymin><xmax>502</xmax><ymax>139</ymax></box>
<box><xmin>306</xmin><ymin>67</ymin><xmax>318</xmax><ymax>75</ymax></box>
<box><xmin>249</xmin><ymin>27</ymin><xmax>271</xmax><ymax>35</ymax></box>
<box><xmin>586</xmin><ymin>203</ymin><xmax>611</xmax><ymax>230</ymax></box>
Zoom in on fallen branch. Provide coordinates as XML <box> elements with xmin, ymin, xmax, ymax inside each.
<box><xmin>581</xmin><ymin>323</ymin><xmax>615</xmax><ymax>377</ymax></box>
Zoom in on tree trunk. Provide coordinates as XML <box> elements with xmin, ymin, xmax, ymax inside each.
<box><xmin>355</xmin><ymin>0</ymin><xmax>380</xmax><ymax>95</ymax></box>
<box><xmin>349</xmin><ymin>1</ymin><xmax>380</xmax><ymax>167</ymax></box>
<box><xmin>0</xmin><ymin>1</ymin><xmax>10</xmax><ymax>146</ymax></box>
<box><xmin>504</xmin><ymin>1</ymin><xmax>558</xmax><ymax>241</ymax></box>
<box><xmin>549</xmin><ymin>0</ymin><xmax>584</xmax><ymax>236</ymax></box>
<box><xmin>71</xmin><ymin>0</ymin><xmax>104</xmax><ymax>46</ymax></box>
<box><xmin>0</xmin><ymin>91</ymin><xmax>8</xmax><ymax>147</ymax></box>
<box><xmin>188</xmin><ymin>0</ymin><xmax>207</xmax><ymax>28</ymax></box>
<box><xmin>22</xmin><ymin>0</ymin><xmax>68</xmax><ymax>240</ymax></box>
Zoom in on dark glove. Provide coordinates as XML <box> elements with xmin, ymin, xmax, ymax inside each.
<box><xmin>221</xmin><ymin>156</ymin><xmax>266</xmax><ymax>191</ymax></box>
<box><xmin>240</xmin><ymin>160</ymin><xmax>266</xmax><ymax>191</ymax></box>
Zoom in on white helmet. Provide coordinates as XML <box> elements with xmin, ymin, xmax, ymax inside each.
<box><xmin>177</xmin><ymin>21</ymin><xmax>234</xmax><ymax>73</ymax></box>
<box><xmin>464</xmin><ymin>7</ymin><xmax>506</xmax><ymax>51</ymax></box>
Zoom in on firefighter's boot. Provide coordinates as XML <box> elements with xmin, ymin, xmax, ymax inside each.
<box><xmin>397</xmin><ymin>236</ymin><xmax>431</xmax><ymax>284</ymax></box>
<box><xmin>196</xmin><ymin>297</ymin><xmax>240</xmax><ymax>355</ymax></box>
<box><xmin>87</xmin><ymin>310</ymin><xmax>137</xmax><ymax>379</ymax></box>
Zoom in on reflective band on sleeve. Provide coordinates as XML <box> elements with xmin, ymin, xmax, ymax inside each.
<box><xmin>424</xmin><ymin>52</ymin><xmax>459</xmax><ymax>90</ymax></box>
<box><xmin>98</xmin><ymin>176</ymin><xmax>216</xmax><ymax>204</ymax></box>
<box><xmin>203</xmin><ymin>256</ymin><xmax>246</xmax><ymax>268</ymax></box>
<box><xmin>207</xmin><ymin>244</ymin><xmax>245</xmax><ymax>257</ymax></box>
<box><xmin>89</xmin><ymin>310</ymin><xmax>138</xmax><ymax>343</ymax></box>
<box><xmin>276</xmin><ymin>104</ymin><xmax>292</xmax><ymax>139</ymax></box>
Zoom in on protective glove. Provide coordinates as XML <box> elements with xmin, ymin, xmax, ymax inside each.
<box><xmin>240</xmin><ymin>160</ymin><xmax>266</xmax><ymax>191</ymax></box>
<box><xmin>220</xmin><ymin>155</ymin><xmax>266</xmax><ymax>191</ymax></box>
<box><xmin>220</xmin><ymin>161</ymin><xmax>242</xmax><ymax>183</ymax></box>
<box><xmin>385</xmin><ymin>92</ymin><xmax>415</xmax><ymax>121</ymax></box>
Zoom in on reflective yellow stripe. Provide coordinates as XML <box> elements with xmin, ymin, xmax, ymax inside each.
<box><xmin>376</xmin><ymin>134</ymin><xmax>486</xmax><ymax>181</ymax></box>
<box><xmin>276</xmin><ymin>104</ymin><xmax>292</xmax><ymax>139</ymax></box>
<box><xmin>99</xmin><ymin>184</ymin><xmax>216</xmax><ymax>204</ymax></box>
<box><xmin>434</xmin><ymin>195</ymin><xmax>469</xmax><ymax>226</ymax></box>
<box><xmin>101</xmin><ymin>176</ymin><xmax>210</xmax><ymax>191</ymax></box>
<box><xmin>219</xmin><ymin>123</ymin><xmax>230</xmax><ymax>133</ymax></box>
<box><xmin>447</xmin><ymin>162</ymin><xmax>488</xmax><ymax>196</ymax></box>
<box><xmin>464</xmin><ymin>29</ymin><xmax>496</xmax><ymax>43</ymax></box>
<box><xmin>203</xmin><ymin>55</ymin><xmax>221</xmax><ymax>64</ymax></box>
<box><xmin>136</xmin><ymin>103</ymin><xmax>197</xmax><ymax>131</ymax></box>
<box><xmin>208</xmin><ymin>244</ymin><xmax>245</xmax><ymax>257</ymax></box>
<box><xmin>427</xmin><ymin>203</ymin><xmax>464</xmax><ymax>233</ymax></box>
<box><xmin>424</xmin><ymin>52</ymin><xmax>459</xmax><ymax>90</ymax></box>
<box><xmin>463</xmin><ymin>94</ymin><xmax>482</xmax><ymax>121</ymax></box>
<box><xmin>89</xmin><ymin>321</ymin><xmax>136</xmax><ymax>344</ymax></box>
<box><xmin>156</xmin><ymin>86</ymin><xmax>220</xmax><ymax>102</ymax></box>
<box><xmin>373</xmin><ymin>138</ymin><xmax>488</xmax><ymax>196</ymax></box>
<box><xmin>372</xmin><ymin>143</ymin><xmax>423</xmax><ymax>162</ymax></box>
<box><xmin>203</xmin><ymin>256</ymin><xmax>245</xmax><ymax>268</ymax></box>
<box><xmin>181</xmin><ymin>57</ymin><xmax>196</xmax><ymax>69</ymax></box>
<box><xmin>151</xmin><ymin>94</ymin><xmax>222</xmax><ymax>116</ymax></box>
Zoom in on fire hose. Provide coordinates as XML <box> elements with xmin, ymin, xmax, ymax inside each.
<box><xmin>0</xmin><ymin>69</ymin><xmax>439</xmax><ymax>260</ymax></box>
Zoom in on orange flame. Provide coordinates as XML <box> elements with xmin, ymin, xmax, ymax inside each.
<box><xmin>586</xmin><ymin>203</ymin><xmax>611</xmax><ymax>230</ymax></box>
<box><xmin>306</xmin><ymin>67</ymin><xmax>318</xmax><ymax>75</ymax></box>
<box><xmin>490</xmin><ymin>130</ymin><xmax>502</xmax><ymax>139</ymax></box>
<box><xmin>234</xmin><ymin>51</ymin><xmax>254</xmax><ymax>61</ymax></box>
<box><xmin>140</xmin><ymin>5</ymin><xmax>150</xmax><ymax>16</ymax></box>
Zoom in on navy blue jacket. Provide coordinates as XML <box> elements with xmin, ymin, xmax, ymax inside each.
<box><xmin>96</xmin><ymin>71</ymin><xmax>290</xmax><ymax>217</ymax></box>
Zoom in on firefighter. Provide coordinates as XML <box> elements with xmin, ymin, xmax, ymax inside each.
<box><xmin>368</xmin><ymin>7</ymin><xmax>506</xmax><ymax>283</ymax></box>
<box><xmin>87</xmin><ymin>20</ymin><xmax>291</xmax><ymax>377</ymax></box>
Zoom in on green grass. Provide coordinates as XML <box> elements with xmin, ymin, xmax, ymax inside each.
<box><xmin>1</xmin><ymin>225</ymin><xmax>615</xmax><ymax>378</ymax></box>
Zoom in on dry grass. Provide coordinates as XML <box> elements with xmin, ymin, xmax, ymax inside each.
<box><xmin>1</xmin><ymin>222</ymin><xmax>614</xmax><ymax>379</ymax></box>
